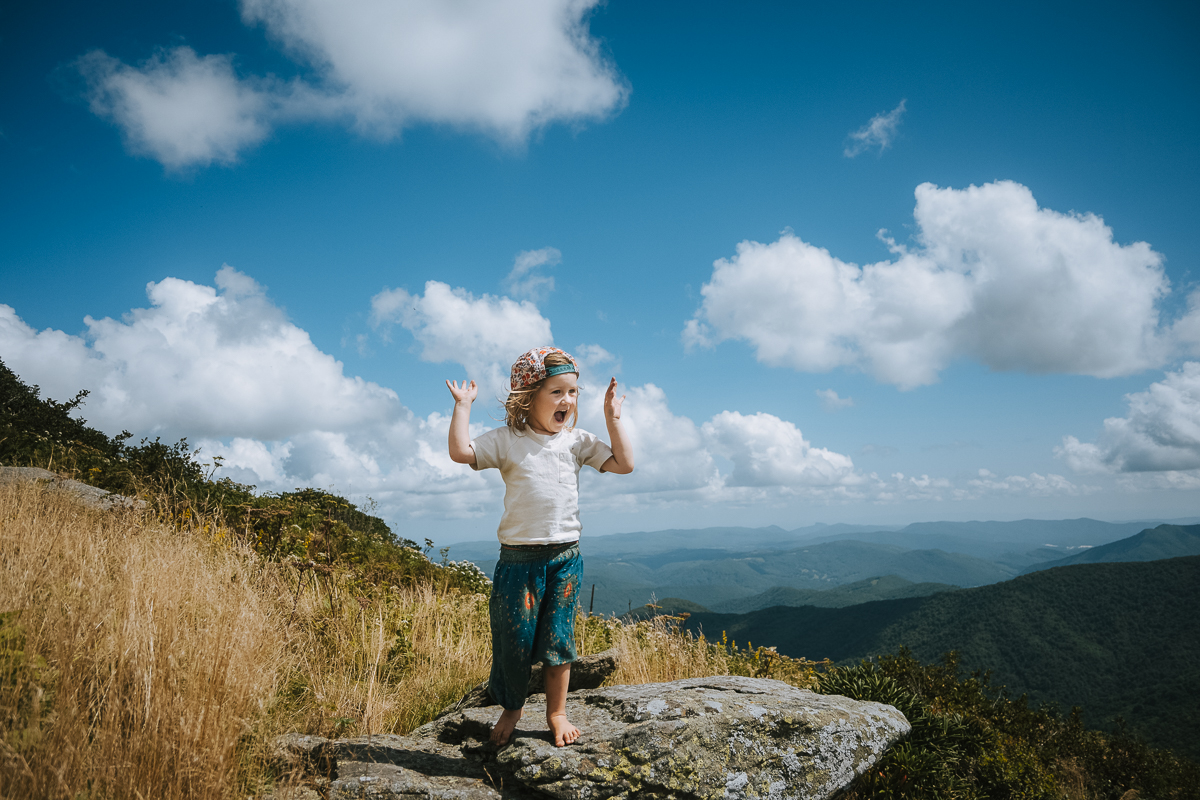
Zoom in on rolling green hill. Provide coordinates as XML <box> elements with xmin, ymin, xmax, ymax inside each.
<box><xmin>621</xmin><ymin>596</ymin><xmax>711</xmax><ymax>620</ymax></box>
<box><xmin>579</xmin><ymin>540</ymin><xmax>1013</xmax><ymax>615</ymax></box>
<box><xmin>449</xmin><ymin>518</ymin><xmax>1186</xmax><ymax>616</ymax></box>
<box><xmin>465</xmin><ymin>538</ymin><xmax>1016</xmax><ymax>616</ymax></box>
<box><xmin>684</xmin><ymin>555</ymin><xmax>1200</xmax><ymax>760</ymax></box>
<box><xmin>1022</xmin><ymin>523</ymin><xmax>1200</xmax><ymax>573</ymax></box>
<box><xmin>821</xmin><ymin>518</ymin><xmax>1164</xmax><ymax>550</ymax></box>
<box><xmin>619</xmin><ymin>576</ymin><xmax>957</xmax><ymax>618</ymax></box>
<box><xmin>710</xmin><ymin>575</ymin><xmax>959</xmax><ymax>613</ymax></box>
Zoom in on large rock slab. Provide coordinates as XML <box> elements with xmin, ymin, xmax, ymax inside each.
<box><xmin>0</xmin><ymin>466</ymin><xmax>144</xmax><ymax>510</ymax></box>
<box><xmin>283</xmin><ymin>675</ymin><xmax>908</xmax><ymax>800</ymax></box>
<box><xmin>273</xmin><ymin>732</ymin><xmax>535</xmax><ymax>799</ymax></box>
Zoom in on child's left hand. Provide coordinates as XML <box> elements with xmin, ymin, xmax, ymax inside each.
<box><xmin>604</xmin><ymin>377</ymin><xmax>625</xmax><ymax>421</ymax></box>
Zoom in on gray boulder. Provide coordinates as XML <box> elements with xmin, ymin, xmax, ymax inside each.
<box><xmin>276</xmin><ymin>675</ymin><xmax>909</xmax><ymax>800</ymax></box>
<box><xmin>0</xmin><ymin>466</ymin><xmax>145</xmax><ymax>510</ymax></box>
<box><xmin>273</xmin><ymin>732</ymin><xmax>515</xmax><ymax>799</ymax></box>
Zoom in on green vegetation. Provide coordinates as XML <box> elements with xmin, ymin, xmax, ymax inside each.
<box><xmin>686</xmin><ymin>555</ymin><xmax>1200</xmax><ymax>760</ymax></box>
<box><xmin>621</xmin><ymin>596</ymin><xmax>712</xmax><ymax>620</ymax></box>
<box><xmin>711</xmin><ymin>574</ymin><xmax>958</xmax><ymax>613</ymax></box>
<box><xmin>621</xmin><ymin>576</ymin><xmax>957</xmax><ymax>619</ymax></box>
<box><xmin>1024</xmin><ymin>523</ymin><xmax>1200</xmax><ymax>573</ymax></box>
<box><xmin>820</xmin><ymin>648</ymin><xmax>1200</xmax><ymax>800</ymax></box>
<box><xmin>578</xmin><ymin>540</ymin><xmax>1012</xmax><ymax>615</ymax></box>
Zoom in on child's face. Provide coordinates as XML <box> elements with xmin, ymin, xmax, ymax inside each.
<box><xmin>528</xmin><ymin>373</ymin><xmax>578</xmax><ymax>435</ymax></box>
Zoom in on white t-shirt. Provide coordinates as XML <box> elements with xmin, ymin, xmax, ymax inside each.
<box><xmin>471</xmin><ymin>425</ymin><xmax>613</xmax><ymax>545</ymax></box>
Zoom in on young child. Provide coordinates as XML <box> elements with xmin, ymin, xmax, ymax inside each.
<box><xmin>446</xmin><ymin>346</ymin><xmax>634</xmax><ymax>748</ymax></box>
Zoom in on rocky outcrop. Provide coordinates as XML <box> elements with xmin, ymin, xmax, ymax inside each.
<box><xmin>274</xmin><ymin>676</ymin><xmax>910</xmax><ymax>800</ymax></box>
<box><xmin>438</xmin><ymin>648</ymin><xmax>621</xmax><ymax>718</ymax></box>
<box><xmin>0</xmin><ymin>466</ymin><xmax>144</xmax><ymax>510</ymax></box>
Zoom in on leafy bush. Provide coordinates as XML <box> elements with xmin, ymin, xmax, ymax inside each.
<box><xmin>820</xmin><ymin>648</ymin><xmax>1200</xmax><ymax>800</ymax></box>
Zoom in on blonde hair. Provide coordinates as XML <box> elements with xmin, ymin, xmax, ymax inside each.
<box><xmin>504</xmin><ymin>351</ymin><xmax>579</xmax><ymax>432</ymax></box>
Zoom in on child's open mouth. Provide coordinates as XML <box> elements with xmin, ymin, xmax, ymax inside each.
<box><xmin>554</xmin><ymin>410</ymin><xmax>566</xmax><ymax>424</ymax></box>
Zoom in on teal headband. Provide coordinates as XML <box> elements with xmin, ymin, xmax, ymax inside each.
<box><xmin>545</xmin><ymin>363</ymin><xmax>578</xmax><ymax>378</ymax></box>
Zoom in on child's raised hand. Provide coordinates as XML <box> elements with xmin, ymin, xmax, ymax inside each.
<box><xmin>604</xmin><ymin>377</ymin><xmax>625</xmax><ymax>421</ymax></box>
<box><xmin>446</xmin><ymin>379</ymin><xmax>478</xmax><ymax>404</ymax></box>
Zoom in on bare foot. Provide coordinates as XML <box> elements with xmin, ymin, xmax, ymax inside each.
<box><xmin>548</xmin><ymin>712</ymin><xmax>580</xmax><ymax>747</ymax></box>
<box><xmin>490</xmin><ymin>708</ymin><xmax>523</xmax><ymax>746</ymax></box>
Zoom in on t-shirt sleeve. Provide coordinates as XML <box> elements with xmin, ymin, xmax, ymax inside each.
<box><xmin>470</xmin><ymin>427</ymin><xmax>507</xmax><ymax>471</ymax></box>
<box><xmin>574</xmin><ymin>429</ymin><xmax>614</xmax><ymax>472</ymax></box>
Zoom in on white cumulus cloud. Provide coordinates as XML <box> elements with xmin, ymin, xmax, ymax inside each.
<box><xmin>578</xmin><ymin>381</ymin><xmax>719</xmax><ymax>501</ymax></box>
<box><xmin>77</xmin><ymin>48</ymin><xmax>277</xmax><ymax>170</ymax></box>
<box><xmin>0</xmin><ymin>269</ymin><xmax>502</xmax><ymax>520</ymax></box>
<box><xmin>76</xmin><ymin>0</ymin><xmax>628</xmax><ymax>168</ymax></box>
<box><xmin>702</xmin><ymin>411</ymin><xmax>858</xmax><ymax>489</ymax></box>
<box><xmin>685</xmin><ymin>180</ymin><xmax>1181</xmax><ymax>389</ymax></box>
<box><xmin>1058</xmin><ymin>362</ymin><xmax>1200</xmax><ymax>474</ymax></box>
<box><xmin>371</xmin><ymin>280</ymin><xmax>553</xmax><ymax>399</ymax></box>
<box><xmin>1</xmin><ymin>266</ymin><xmax>399</xmax><ymax>440</ymax></box>
<box><xmin>844</xmin><ymin>99</ymin><xmax>906</xmax><ymax>158</ymax></box>
<box><xmin>0</xmin><ymin>269</ymin><xmax>1108</xmax><ymax>531</ymax></box>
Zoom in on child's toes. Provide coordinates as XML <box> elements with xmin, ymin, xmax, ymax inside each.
<box><xmin>549</xmin><ymin>717</ymin><xmax>581</xmax><ymax>747</ymax></box>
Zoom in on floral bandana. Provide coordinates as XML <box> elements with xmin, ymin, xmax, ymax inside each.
<box><xmin>510</xmin><ymin>347</ymin><xmax>578</xmax><ymax>391</ymax></box>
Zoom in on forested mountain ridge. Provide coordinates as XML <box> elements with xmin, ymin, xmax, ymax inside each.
<box><xmin>683</xmin><ymin>554</ymin><xmax>1200</xmax><ymax>759</ymax></box>
<box><xmin>709</xmin><ymin>575</ymin><xmax>959</xmax><ymax>613</ymax></box>
<box><xmin>452</xmin><ymin>517</ymin><xmax>1195</xmax><ymax>615</ymax></box>
<box><xmin>1022</xmin><ymin>522</ymin><xmax>1200</xmax><ymax>573</ymax></box>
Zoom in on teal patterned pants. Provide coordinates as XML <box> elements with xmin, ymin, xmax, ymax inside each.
<box><xmin>488</xmin><ymin>542</ymin><xmax>582</xmax><ymax>710</ymax></box>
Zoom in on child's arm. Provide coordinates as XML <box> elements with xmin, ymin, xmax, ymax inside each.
<box><xmin>600</xmin><ymin>377</ymin><xmax>634</xmax><ymax>474</ymax></box>
<box><xmin>446</xmin><ymin>379</ymin><xmax>478</xmax><ymax>466</ymax></box>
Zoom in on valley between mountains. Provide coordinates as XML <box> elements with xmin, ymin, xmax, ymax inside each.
<box><xmin>450</xmin><ymin>519</ymin><xmax>1200</xmax><ymax>759</ymax></box>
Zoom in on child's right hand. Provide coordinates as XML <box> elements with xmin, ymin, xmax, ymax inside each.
<box><xmin>446</xmin><ymin>379</ymin><xmax>478</xmax><ymax>404</ymax></box>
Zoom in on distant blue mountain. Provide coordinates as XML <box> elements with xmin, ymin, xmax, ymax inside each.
<box><xmin>444</xmin><ymin>517</ymin><xmax>1200</xmax><ymax>616</ymax></box>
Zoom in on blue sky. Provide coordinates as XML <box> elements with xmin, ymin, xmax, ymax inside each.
<box><xmin>3</xmin><ymin>0</ymin><xmax>1199</xmax><ymax>542</ymax></box>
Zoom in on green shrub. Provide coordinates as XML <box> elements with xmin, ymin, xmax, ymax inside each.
<box><xmin>820</xmin><ymin>648</ymin><xmax>1200</xmax><ymax>800</ymax></box>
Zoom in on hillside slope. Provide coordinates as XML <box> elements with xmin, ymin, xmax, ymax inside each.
<box><xmin>1022</xmin><ymin>523</ymin><xmax>1200</xmax><ymax>573</ymax></box>
<box><xmin>710</xmin><ymin>575</ymin><xmax>958</xmax><ymax>613</ymax></box>
<box><xmin>684</xmin><ymin>555</ymin><xmax>1200</xmax><ymax>759</ymax></box>
<box><xmin>594</xmin><ymin>540</ymin><xmax>1012</xmax><ymax>615</ymax></box>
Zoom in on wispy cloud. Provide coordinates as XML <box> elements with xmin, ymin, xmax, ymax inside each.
<box><xmin>844</xmin><ymin>99</ymin><xmax>906</xmax><ymax>158</ymax></box>
<box><xmin>504</xmin><ymin>247</ymin><xmax>561</xmax><ymax>302</ymax></box>
<box><xmin>816</xmin><ymin>388</ymin><xmax>854</xmax><ymax>411</ymax></box>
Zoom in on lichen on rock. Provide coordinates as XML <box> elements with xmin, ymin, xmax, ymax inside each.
<box><xmin>276</xmin><ymin>675</ymin><xmax>910</xmax><ymax>800</ymax></box>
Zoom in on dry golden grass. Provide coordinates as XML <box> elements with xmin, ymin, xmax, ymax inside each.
<box><xmin>0</xmin><ymin>479</ymin><xmax>501</xmax><ymax>799</ymax></box>
<box><xmin>272</xmin><ymin>580</ymin><xmax>492</xmax><ymax>740</ymax></box>
<box><xmin>582</xmin><ymin>614</ymin><xmax>824</xmax><ymax>690</ymax></box>
<box><xmin>0</xmin><ymin>476</ymin><xmax>815</xmax><ymax>799</ymax></box>
<box><xmin>0</xmin><ymin>479</ymin><xmax>283</xmax><ymax>800</ymax></box>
